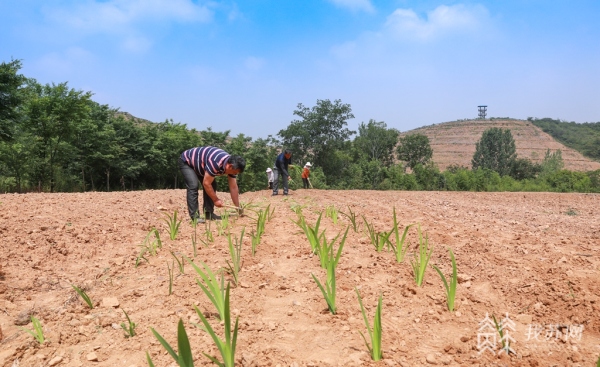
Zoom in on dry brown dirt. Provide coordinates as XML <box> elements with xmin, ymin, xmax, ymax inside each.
<box><xmin>405</xmin><ymin>119</ymin><xmax>600</xmax><ymax>172</ymax></box>
<box><xmin>0</xmin><ymin>188</ymin><xmax>599</xmax><ymax>367</ymax></box>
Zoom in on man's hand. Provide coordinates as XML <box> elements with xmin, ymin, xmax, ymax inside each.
<box><xmin>214</xmin><ymin>199</ymin><xmax>223</xmax><ymax>208</ymax></box>
<box><xmin>238</xmin><ymin>207</ymin><xmax>244</xmax><ymax>217</ymax></box>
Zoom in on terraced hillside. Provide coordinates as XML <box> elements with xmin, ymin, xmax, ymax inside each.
<box><xmin>405</xmin><ymin>119</ymin><xmax>600</xmax><ymax>172</ymax></box>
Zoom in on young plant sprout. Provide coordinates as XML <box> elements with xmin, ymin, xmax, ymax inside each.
<box><xmin>193</xmin><ymin>282</ymin><xmax>239</xmax><ymax>367</ymax></box>
<box><xmin>356</xmin><ymin>288</ymin><xmax>383</xmax><ymax>361</ymax></box>
<box><xmin>72</xmin><ymin>285</ymin><xmax>94</xmax><ymax>309</ymax></box>
<box><xmin>163</xmin><ymin>210</ymin><xmax>182</xmax><ymax>240</ymax></box>
<box><xmin>226</xmin><ymin>228</ymin><xmax>245</xmax><ymax>286</ymax></box>
<box><xmin>390</xmin><ymin>208</ymin><xmax>415</xmax><ymax>263</ymax></box>
<box><xmin>149</xmin><ymin>319</ymin><xmax>195</xmax><ymax>367</ymax></box>
<box><xmin>312</xmin><ymin>261</ymin><xmax>337</xmax><ymax>314</ymax></box>
<box><xmin>340</xmin><ymin>205</ymin><xmax>359</xmax><ymax>232</ymax></box>
<box><xmin>19</xmin><ymin>315</ymin><xmax>45</xmax><ymax>344</ymax></box>
<box><xmin>410</xmin><ymin>224</ymin><xmax>433</xmax><ymax>287</ymax></box>
<box><xmin>186</xmin><ymin>257</ymin><xmax>227</xmax><ymax>320</ymax></box>
<box><xmin>120</xmin><ymin>309</ymin><xmax>137</xmax><ymax>338</ymax></box>
<box><xmin>432</xmin><ymin>248</ymin><xmax>458</xmax><ymax>311</ymax></box>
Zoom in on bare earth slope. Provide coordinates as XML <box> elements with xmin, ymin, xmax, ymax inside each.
<box><xmin>406</xmin><ymin>119</ymin><xmax>600</xmax><ymax>172</ymax></box>
<box><xmin>0</xmin><ymin>189</ymin><xmax>599</xmax><ymax>366</ymax></box>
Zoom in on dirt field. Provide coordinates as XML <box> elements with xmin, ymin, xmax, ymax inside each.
<box><xmin>0</xmin><ymin>189</ymin><xmax>599</xmax><ymax>367</ymax></box>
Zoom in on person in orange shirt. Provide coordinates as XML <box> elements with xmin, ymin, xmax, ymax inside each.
<box><xmin>301</xmin><ymin>162</ymin><xmax>312</xmax><ymax>189</ymax></box>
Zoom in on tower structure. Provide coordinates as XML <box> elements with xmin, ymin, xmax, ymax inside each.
<box><xmin>478</xmin><ymin>105</ymin><xmax>487</xmax><ymax>119</ymax></box>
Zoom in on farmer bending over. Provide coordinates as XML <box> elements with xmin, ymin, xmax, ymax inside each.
<box><xmin>179</xmin><ymin>146</ymin><xmax>245</xmax><ymax>222</ymax></box>
<box><xmin>272</xmin><ymin>149</ymin><xmax>293</xmax><ymax>196</ymax></box>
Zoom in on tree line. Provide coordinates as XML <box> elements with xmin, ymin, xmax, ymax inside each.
<box><xmin>1</xmin><ymin>59</ymin><xmax>599</xmax><ymax>194</ymax></box>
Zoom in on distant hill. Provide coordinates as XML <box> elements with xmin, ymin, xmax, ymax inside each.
<box><xmin>403</xmin><ymin>119</ymin><xmax>600</xmax><ymax>172</ymax></box>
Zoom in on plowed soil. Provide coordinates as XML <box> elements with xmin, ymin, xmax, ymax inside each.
<box><xmin>0</xmin><ymin>189</ymin><xmax>599</xmax><ymax>367</ymax></box>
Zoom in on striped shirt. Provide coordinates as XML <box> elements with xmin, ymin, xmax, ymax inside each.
<box><xmin>180</xmin><ymin>147</ymin><xmax>236</xmax><ymax>178</ymax></box>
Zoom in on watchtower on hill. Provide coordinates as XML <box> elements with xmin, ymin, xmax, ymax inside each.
<box><xmin>478</xmin><ymin>105</ymin><xmax>487</xmax><ymax>119</ymax></box>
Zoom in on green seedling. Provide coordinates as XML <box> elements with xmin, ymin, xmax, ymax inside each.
<box><xmin>164</xmin><ymin>210</ymin><xmax>182</xmax><ymax>240</ymax></box>
<box><xmin>120</xmin><ymin>309</ymin><xmax>137</xmax><ymax>338</ymax></box>
<box><xmin>356</xmin><ymin>288</ymin><xmax>382</xmax><ymax>361</ymax></box>
<box><xmin>326</xmin><ymin>205</ymin><xmax>338</xmax><ymax>225</ymax></box>
<box><xmin>136</xmin><ymin>227</ymin><xmax>163</xmax><ymax>266</ymax></box>
<box><xmin>315</xmin><ymin>227</ymin><xmax>349</xmax><ymax>270</ymax></box>
<box><xmin>390</xmin><ymin>209</ymin><xmax>415</xmax><ymax>262</ymax></box>
<box><xmin>362</xmin><ymin>216</ymin><xmax>392</xmax><ymax>252</ymax></box>
<box><xmin>149</xmin><ymin>319</ymin><xmax>195</xmax><ymax>367</ymax></box>
<box><xmin>432</xmin><ymin>248</ymin><xmax>457</xmax><ymax>311</ymax></box>
<box><xmin>290</xmin><ymin>202</ymin><xmax>306</xmax><ymax>216</ymax></box>
<box><xmin>19</xmin><ymin>315</ymin><xmax>45</xmax><ymax>344</ymax></box>
<box><xmin>187</xmin><ymin>257</ymin><xmax>226</xmax><ymax>320</ymax></box>
<box><xmin>410</xmin><ymin>225</ymin><xmax>433</xmax><ymax>287</ymax></box>
<box><xmin>596</xmin><ymin>354</ymin><xmax>600</xmax><ymax>367</ymax></box>
<box><xmin>492</xmin><ymin>314</ymin><xmax>514</xmax><ymax>354</ymax></box>
<box><xmin>194</xmin><ymin>282</ymin><xmax>238</xmax><ymax>367</ymax></box>
<box><xmin>216</xmin><ymin>211</ymin><xmax>231</xmax><ymax>236</ymax></box>
<box><xmin>171</xmin><ymin>251</ymin><xmax>185</xmax><ymax>274</ymax></box>
<box><xmin>226</xmin><ymin>228</ymin><xmax>245</xmax><ymax>286</ymax></box>
<box><xmin>191</xmin><ymin>232</ymin><xmax>198</xmax><ymax>257</ymax></box>
<box><xmin>204</xmin><ymin>218</ymin><xmax>214</xmax><ymax>244</ymax></box>
<box><xmin>265</xmin><ymin>203</ymin><xmax>275</xmax><ymax>221</ymax></box>
<box><xmin>250</xmin><ymin>208</ymin><xmax>268</xmax><ymax>256</ymax></box>
<box><xmin>340</xmin><ymin>206</ymin><xmax>359</xmax><ymax>232</ymax></box>
<box><xmin>312</xmin><ymin>261</ymin><xmax>337</xmax><ymax>314</ymax></box>
<box><xmin>294</xmin><ymin>212</ymin><xmax>324</xmax><ymax>253</ymax></box>
<box><xmin>72</xmin><ymin>285</ymin><xmax>94</xmax><ymax>309</ymax></box>
<box><xmin>168</xmin><ymin>261</ymin><xmax>174</xmax><ymax>295</ymax></box>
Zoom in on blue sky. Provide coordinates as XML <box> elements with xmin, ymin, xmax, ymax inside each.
<box><xmin>2</xmin><ymin>0</ymin><xmax>599</xmax><ymax>139</ymax></box>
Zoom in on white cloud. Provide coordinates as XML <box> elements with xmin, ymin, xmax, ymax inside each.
<box><xmin>327</xmin><ymin>0</ymin><xmax>375</xmax><ymax>13</ymax></box>
<box><xmin>384</xmin><ymin>4</ymin><xmax>488</xmax><ymax>41</ymax></box>
<box><xmin>45</xmin><ymin>0</ymin><xmax>214</xmax><ymax>33</ymax></box>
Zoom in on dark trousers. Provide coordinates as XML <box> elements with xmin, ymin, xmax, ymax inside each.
<box><xmin>302</xmin><ymin>178</ymin><xmax>309</xmax><ymax>189</ymax></box>
<box><xmin>178</xmin><ymin>158</ymin><xmax>217</xmax><ymax>220</ymax></box>
<box><xmin>272</xmin><ymin>168</ymin><xmax>289</xmax><ymax>195</ymax></box>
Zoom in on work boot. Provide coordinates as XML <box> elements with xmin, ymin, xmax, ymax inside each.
<box><xmin>205</xmin><ymin>212</ymin><xmax>222</xmax><ymax>221</ymax></box>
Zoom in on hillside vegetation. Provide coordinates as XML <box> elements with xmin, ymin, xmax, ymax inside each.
<box><xmin>405</xmin><ymin>119</ymin><xmax>600</xmax><ymax>172</ymax></box>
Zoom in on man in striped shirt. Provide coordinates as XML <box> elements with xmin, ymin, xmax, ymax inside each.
<box><xmin>178</xmin><ymin>146</ymin><xmax>246</xmax><ymax>222</ymax></box>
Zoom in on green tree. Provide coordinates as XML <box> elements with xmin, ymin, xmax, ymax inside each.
<box><xmin>278</xmin><ymin>99</ymin><xmax>355</xmax><ymax>183</ymax></box>
<box><xmin>471</xmin><ymin>128</ymin><xmax>516</xmax><ymax>176</ymax></box>
<box><xmin>540</xmin><ymin>149</ymin><xmax>564</xmax><ymax>177</ymax></box>
<box><xmin>396</xmin><ymin>134</ymin><xmax>433</xmax><ymax>170</ymax></box>
<box><xmin>354</xmin><ymin>119</ymin><xmax>399</xmax><ymax>167</ymax></box>
<box><xmin>0</xmin><ymin>59</ymin><xmax>26</xmax><ymax>141</ymax></box>
<box><xmin>23</xmin><ymin>81</ymin><xmax>93</xmax><ymax>191</ymax></box>
<box><xmin>509</xmin><ymin>157</ymin><xmax>541</xmax><ymax>180</ymax></box>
